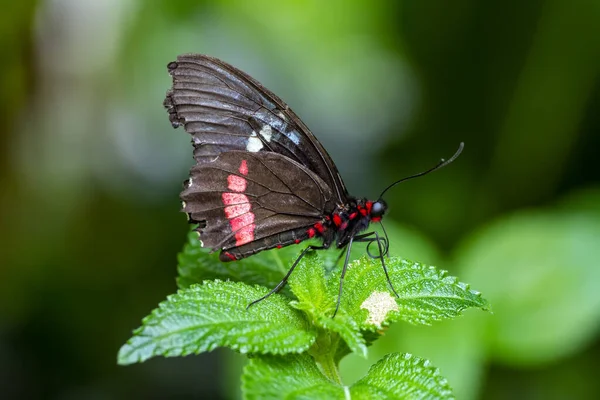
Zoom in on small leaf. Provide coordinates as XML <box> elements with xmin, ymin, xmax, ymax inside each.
<box><xmin>289</xmin><ymin>253</ymin><xmax>367</xmax><ymax>357</ymax></box>
<box><xmin>118</xmin><ymin>281</ymin><xmax>316</xmax><ymax>365</ymax></box>
<box><xmin>350</xmin><ymin>353</ymin><xmax>455</xmax><ymax>399</ymax></box>
<box><xmin>177</xmin><ymin>226</ymin><xmax>304</xmax><ymax>291</ymax></box>
<box><xmin>333</xmin><ymin>256</ymin><xmax>489</xmax><ymax>330</ymax></box>
<box><xmin>242</xmin><ymin>353</ymin><xmax>346</xmax><ymax>399</ymax></box>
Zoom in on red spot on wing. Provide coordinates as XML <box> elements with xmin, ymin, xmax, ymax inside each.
<box><xmin>230</xmin><ymin>211</ymin><xmax>255</xmax><ymax>246</ymax></box>
<box><xmin>333</xmin><ymin>214</ymin><xmax>342</xmax><ymax>227</ymax></box>
<box><xmin>227</xmin><ymin>175</ymin><xmax>247</xmax><ymax>192</ymax></box>
<box><xmin>230</xmin><ymin>212</ymin><xmax>255</xmax><ymax>231</ymax></box>
<box><xmin>224</xmin><ymin>203</ymin><xmax>251</xmax><ymax>219</ymax></box>
<box><xmin>294</xmin><ymin>239</ymin><xmax>301</xmax><ymax>244</ymax></box>
<box><xmin>277</xmin><ymin>244</ymin><xmax>282</xmax><ymax>249</ymax></box>
<box><xmin>238</xmin><ymin>159</ymin><xmax>248</xmax><ymax>175</ymax></box>
<box><xmin>222</xmin><ymin>192</ymin><xmax>248</xmax><ymax>205</ymax></box>
<box><xmin>222</xmin><ymin>159</ymin><xmax>256</xmax><ymax>247</ymax></box>
<box><xmin>224</xmin><ymin>251</ymin><xmax>237</xmax><ymax>261</ymax></box>
<box><xmin>235</xmin><ymin>224</ymin><xmax>255</xmax><ymax>246</ymax></box>
<box><xmin>349</xmin><ymin>212</ymin><xmax>358</xmax><ymax>220</ymax></box>
<box><xmin>340</xmin><ymin>222</ymin><xmax>348</xmax><ymax>230</ymax></box>
<box><xmin>307</xmin><ymin>227</ymin><xmax>316</xmax><ymax>238</ymax></box>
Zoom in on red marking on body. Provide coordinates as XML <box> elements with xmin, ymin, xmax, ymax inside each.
<box><xmin>325</xmin><ymin>215</ymin><xmax>331</xmax><ymax>221</ymax></box>
<box><xmin>371</xmin><ymin>217</ymin><xmax>381</xmax><ymax>223</ymax></box>
<box><xmin>366</xmin><ymin>201</ymin><xmax>373</xmax><ymax>214</ymax></box>
<box><xmin>314</xmin><ymin>222</ymin><xmax>325</xmax><ymax>234</ymax></box>
<box><xmin>340</xmin><ymin>222</ymin><xmax>348</xmax><ymax>230</ymax></box>
<box><xmin>238</xmin><ymin>160</ymin><xmax>248</xmax><ymax>175</ymax></box>
<box><xmin>307</xmin><ymin>227</ymin><xmax>316</xmax><ymax>238</ymax></box>
<box><xmin>333</xmin><ymin>214</ymin><xmax>342</xmax><ymax>227</ymax></box>
<box><xmin>224</xmin><ymin>252</ymin><xmax>237</xmax><ymax>261</ymax></box>
<box><xmin>222</xmin><ymin>192</ymin><xmax>248</xmax><ymax>205</ymax></box>
<box><xmin>359</xmin><ymin>206</ymin><xmax>368</xmax><ymax>217</ymax></box>
<box><xmin>224</xmin><ymin>203</ymin><xmax>251</xmax><ymax>219</ymax></box>
<box><xmin>294</xmin><ymin>239</ymin><xmax>301</xmax><ymax>244</ymax></box>
<box><xmin>349</xmin><ymin>212</ymin><xmax>358</xmax><ymax>220</ymax></box>
<box><xmin>227</xmin><ymin>175</ymin><xmax>247</xmax><ymax>192</ymax></box>
<box><xmin>277</xmin><ymin>244</ymin><xmax>282</xmax><ymax>249</ymax></box>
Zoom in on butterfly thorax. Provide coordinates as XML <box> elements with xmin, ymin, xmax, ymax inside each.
<box><xmin>315</xmin><ymin>198</ymin><xmax>387</xmax><ymax>249</ymax></box>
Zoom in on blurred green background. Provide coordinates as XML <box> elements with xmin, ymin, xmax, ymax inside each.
<box><xmin>1</xmin><ymin>0</ymin><xmax>599</xmax><ymax>399</ymax></box>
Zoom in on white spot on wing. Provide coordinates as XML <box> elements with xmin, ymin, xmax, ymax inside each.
<box><xmin>259</xmin><ymin>125</ymin><xmax>273</xmax><ymax>142</ymax></box>
<box><xmin>361</xmin><ymin>291</ymin><xmax>399</xmax><ymax>328</ymax></box>
<box><xmin>246</xmin><ymin>131</ymin><xmax>263</xmax><ymax>152</ymax></box>
<box><xmin>187</xmin><ymin>178</ymin><xmax>193</xmax><ymax>187</ymax></box>
<box><xmin>287</xmin><ymin>131</ymin><xmax>300</xmax><ymax>145</ymax></box>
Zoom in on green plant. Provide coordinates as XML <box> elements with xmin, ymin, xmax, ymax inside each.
<box><xmin>118</xmin><ymin>228</ymin><xmax>489</xmax><ymax>399</ymax></box>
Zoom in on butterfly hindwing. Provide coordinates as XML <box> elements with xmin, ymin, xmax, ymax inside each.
<box><xmin>181</xmin><ymin>150</ymin><xmax>333</xmax><ymax>258</ymax></box>
<box><xmin>164</xmin><ymin>53</ymin><xmax>348</xmax><ymax>203</ymax></box>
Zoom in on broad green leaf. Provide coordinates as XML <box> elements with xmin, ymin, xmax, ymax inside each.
<box><xmin>289</xmin><ymin>253</ymin><xmax>367</xmax><ymax>358</ymax></box>
<box><xmin>350</xmin><ymin>353</ymin><xmax>455</xmax><ymax>399</ymax></box>
<box><xmin>331</xmin><ymin>256</ymin><xmax>489</xmax><ymax>330</ymax></box>
<box><xmin>456</xmin><ymin>209</ymin><xmax>600</xmax><ymax>366</ymax></box>
<box><xmin>242</xmin><ymin>353</ymin><xmax>345</xmax><ymax>400</ymax></box>
<box><xmin>118</xmin><ymin>281</ymin><xmax>315</xmax><ymax>365</ymax></box>
<box><xmin>177</xmin><ymin>226</ymin><xmax>307</xmax><ymax>291</ymax></box>
<box><xmin>342</xmin><ymin>314</ymin><xmax>487</xmax><ymax>400</ymax></box>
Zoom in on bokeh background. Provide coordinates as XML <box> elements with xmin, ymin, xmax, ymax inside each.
<box><xmin>2</xmin><ymin>0</ymin><xmax>600</xmax><ymax>399</ymax></box>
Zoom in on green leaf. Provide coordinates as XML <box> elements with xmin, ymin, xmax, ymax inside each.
<box><xmin>342</xmin><ymin>314</ymin><xmax>487</xmax><ymax>400</ymax></box>
<box><xmin>456</xmin><ymin>209</ymin><xmax>600</xmax><ymax>366</ymax></box>
<box><xmin>118</xmin><ymin>281</ymin><xmax>316</xmax><ymax>365</ymax></box>
<box><xmin>242</xmin><ymin>353</ymin><xmax>345</xmax><ymax>400</ymax></box>
<box><xmin>177</xmin><ymin>226</ymin><xmax>307</xmax><ymax>290</ymax></box>
<box><xmin>350</xmin><ymin>353</ymin><xmax>455</xmax><ymax>399</ymax></box>
<box><xmin>332</xmin><ymin>255</ymin><xmax>489</xmax><ymax>330</ymax></box>
<box><xmin>289</xmin><ymin>253</ymin><xmax>367</xmax><ymax>358</ymax></box>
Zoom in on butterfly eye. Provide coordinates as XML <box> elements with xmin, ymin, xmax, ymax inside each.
<box><xmin>370</xmin><ymin>201</ymin><xmax>386</xmax><ymax>218</ymax></box>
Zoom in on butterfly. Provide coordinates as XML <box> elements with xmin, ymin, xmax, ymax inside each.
<box><xmin>164</xmin><ymin>54</ymin><xmax>462</xmax><ymax>316</ymax></box>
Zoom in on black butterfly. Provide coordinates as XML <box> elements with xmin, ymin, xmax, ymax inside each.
<box><xmin>164</xmin><ymin>54</ymin><xmax>462</xmax><ymax>316</ymax></box>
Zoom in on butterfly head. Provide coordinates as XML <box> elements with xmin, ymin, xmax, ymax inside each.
<box><xmin>369</xmin><ymin>199</ymin><xmax>387</xmax><ymax>222</ymax></box>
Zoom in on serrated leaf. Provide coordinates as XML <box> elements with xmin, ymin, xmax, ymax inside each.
<box><xmin>177</xmin><ymin>226</ymin><xmax>305</xmax><ymax>291</ymax></box>
<box><xmin>350</xmin><ymin>353</ymin><xmax>454</xmax><ymax>399</ymax></box>
<box><xmin>118</xmin><ymin>281</ymin><xmax>316</xmax><ymax>365</ymax></box>
<box><xmin>242</xmin><ymin>353</ymin><xmax>346</xmax><ymax>400</ymax></box>
<box><xmin>289</xmin><ymin>253</ymin><xmax>367</xmax><ymax>357</ymax></box>
<box><xmin>332</xmin><ymin>256</ymin><xmax>489</xmax><ymax>330</ymax></box>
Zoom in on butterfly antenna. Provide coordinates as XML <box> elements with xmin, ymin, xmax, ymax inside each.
<box><xmin>378</xmin><ymin>142</ymin><xmax>464</xmax><ymax>199</ymax></box>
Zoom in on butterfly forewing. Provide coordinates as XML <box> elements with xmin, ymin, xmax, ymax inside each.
<box><xmin>165</xmin><ymin>54</ymin><xmax>349</xmax><ymax>203</ymax></box>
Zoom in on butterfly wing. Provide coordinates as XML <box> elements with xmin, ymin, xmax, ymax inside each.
<box><xmin>164</xmin><ymin>53</ymin><xmax>348</xmax><ymax>204</ymax></box>
<box><xmin>182</xmin><ymin>150</ymin><xmax>332</xmax><ymax>260</ymax></box>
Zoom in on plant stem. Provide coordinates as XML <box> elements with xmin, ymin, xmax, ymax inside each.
<box><xmin>314</xmin><ymin>352</ymin><xmax>342</xmax><ymax>384</ymax></box>
<box><xmin>309</xmin><ymin>331</ymin><xmax>343</xmax><ymax>384</ymax></box>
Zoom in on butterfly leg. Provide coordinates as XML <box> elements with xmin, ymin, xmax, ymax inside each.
<box><xmin>332</xmin><ymin>236</ymin><xmax>355</xmax><ymax>318</ymax></box>
<box><xmin>246</xmin><ymin>245</ymin><xmax>326</xmax><ymax>310</ymax></box>
<box><xmin>354</xmin><ymin>231</ymin><xmax>399</xmax><ymax>298</ymax></box>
